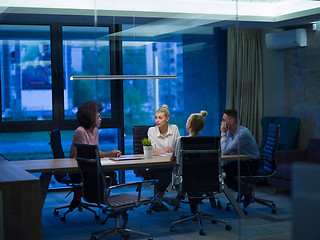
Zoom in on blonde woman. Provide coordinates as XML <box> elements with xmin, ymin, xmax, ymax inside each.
<box><xmin>168</xmin><ymin>110</ymin><xmax>208</xmax><ymax>211</ymax></box>
<box><xmin>147</xmin><ymin>104</ymin><xmax>180</xmax><ymax>154</ymax></box>
<box><xmin>147</xmin><ymin>104</ymin><xmax>180</xmax><ymax>212</ymax></box>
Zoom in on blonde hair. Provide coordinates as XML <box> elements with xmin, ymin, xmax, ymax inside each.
<box><xmin>156</xmin><ymin>104</ymin><xmax>170</xmax><ymax>118</ymax></box>
<box><xmin>188</xmin><ymin>110</ymin><xmax>208</xmax><ymax>134</ymax></box>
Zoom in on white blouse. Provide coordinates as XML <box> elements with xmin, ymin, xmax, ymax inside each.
<box><xmin>147</xmin><ymin>124</ymin><xmax>180</xmax><ymax>150</ymax></box>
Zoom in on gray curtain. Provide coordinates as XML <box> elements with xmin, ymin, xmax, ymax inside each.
<box><xmin>227</xmin><ymin>28</ymin><xmax>263</xmax><ymax>145</ymax></box>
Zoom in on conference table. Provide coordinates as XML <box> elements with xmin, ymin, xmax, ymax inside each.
<box><xmin>13</xmin><ymin>153</ymin><xmax>249</xmax><ymax>218</ymax></box>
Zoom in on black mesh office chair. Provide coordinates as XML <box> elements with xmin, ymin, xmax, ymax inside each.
<box><xmin>49</xmin><ymin>129</ymin><xmax>100</xmax><ymax>221</ymax></box>
<box><xmin>226</xmin><ymin>123</ymin><xmax>280</xmax><ymax>214</ymax></box>
<box><xmin>133</xmin><ymin>126</ymin><xmax>152</xmax><ymax>154</ymax></box>
<box><xmin>170</xmin><ymin>137</ymin><xmax>231</xmax><ymax>235</ymax></box>
<box><xmin>133</xmin><ymin>126</ymin><xmax>154</xmax><ymax>179</ymax></box>
<box><xmin>74</xmin><ymin>142</ymin><xmax>153</xmax><ymax>240</ymax></box>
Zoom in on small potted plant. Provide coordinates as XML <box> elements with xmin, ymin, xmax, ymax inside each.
<box><xmin>141</xmin><ymin>138</ymin><xmax>153</xmax><ymax>159</ymax></box>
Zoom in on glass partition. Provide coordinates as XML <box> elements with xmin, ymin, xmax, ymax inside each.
<box><xmin>2</xmin><ymin>0</ymin><xmax>320</xmax><ymax>238</ymax></box>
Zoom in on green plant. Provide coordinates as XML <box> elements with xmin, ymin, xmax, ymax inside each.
<box><xmin>141</xmin><ymin>138</ymin><xmax>151</xmax><ymax>146</ymax></box>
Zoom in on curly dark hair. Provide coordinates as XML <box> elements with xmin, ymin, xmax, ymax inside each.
<box><xmin>76</xmin><ymin>100</ymin><xmax>103</xmax><ymax>129</ymax></box>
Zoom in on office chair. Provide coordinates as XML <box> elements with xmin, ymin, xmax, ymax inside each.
<box><xmin>133</xmin><ymin>126</ymin><xmax>153</xmax><ymax>154</ymax></box>
<box><xmin>226</xmin><ymin>123</ymin><xmax>280</xmax><ymax>214</ymax></box>
<box><xmin>49</xmin><ymin>129</ymin><xmax>100</xmax><ymax>221</ymax></box>
<box><xmin>74</xmin><ymin>142</ymin><xmax>153</xmax><ymax>240</ymax></box>
<box><xmin>170</xmin><ymin>137</ymin><xmax>232</xmax><ymax>236</ymax></box>
<box><xmin>133</xmin><ymin>126</ymin><xmax>154</xmax><ymax>178</ymax></box>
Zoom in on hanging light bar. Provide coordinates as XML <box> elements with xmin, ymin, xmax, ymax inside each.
<box><xmin>70</xmin><ymin>75</ymin><xmax>177</xmax><ymax>80</ymax></box>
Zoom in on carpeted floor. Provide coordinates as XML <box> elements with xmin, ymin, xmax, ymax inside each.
<box><xmin>42</xmin><ymin>185</ymin><xmax>292</xmax><ymax>240</ymax></box>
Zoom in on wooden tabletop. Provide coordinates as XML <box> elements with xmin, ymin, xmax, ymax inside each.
<box><xmin>13</xmin><ymin>153</ymin><xmax>249</xmax><ymax>173</ymax></box>
<box><xmin>13</xmin><ymin>154</ymin><xmax>176</xmax><ymax>173</ymax></box>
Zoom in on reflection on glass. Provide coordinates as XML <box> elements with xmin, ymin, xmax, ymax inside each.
<box><xmin>0</xmin><ymin>25</ymin><xmax>52</xmax><ymax>121</ymax></box>
<box><xmin>62</xmin><ymin>26</ymin><xmax>111</xmax><ymax>119</ymax></box>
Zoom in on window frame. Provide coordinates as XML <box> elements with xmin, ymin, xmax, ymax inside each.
<box><xmin>0</xmin><ymin>22</ymin><xmax>124</xmax><ymax>147</ymax></box>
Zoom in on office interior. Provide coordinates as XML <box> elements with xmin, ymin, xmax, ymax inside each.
<box><xmin>1</xmin><ymin>0</ymin><xmax>320</xmax><ymax>239</ymax></box>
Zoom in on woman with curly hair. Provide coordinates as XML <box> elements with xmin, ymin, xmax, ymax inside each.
<box><xmin>69</xmin><ymin>100</ymin><xmax>121</xmax><ymax>184</ymax></box>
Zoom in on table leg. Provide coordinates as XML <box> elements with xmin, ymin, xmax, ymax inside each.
<box><xmin>222</xmin><ymin>184</ymin><xmax>246</xmax><ymax>218</ymax></box>
<box><xmin>39</xmin><ymin>172</ymin><xmax>53</xmax><ymax>210</ymax></box>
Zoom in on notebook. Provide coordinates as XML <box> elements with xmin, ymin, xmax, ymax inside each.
<box><xmin>108</xmin><ymin>155</ymin><xmax>144</xmax><ymax>161</ymax></box>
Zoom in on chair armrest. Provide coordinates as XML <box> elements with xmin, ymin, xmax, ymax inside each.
<box><xmin>275</xmin><ymin>149</ymin><xmax>306</xmax><ymax>164</ymax></box>
<box><xmin>106</xmin><ymin>181</ymin><xmax>151</xmax><ymax>206</ymax></box>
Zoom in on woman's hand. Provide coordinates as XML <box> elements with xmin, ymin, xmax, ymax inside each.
<box><xmin>165</xmin><ymin>145</ymin><xmax>172</xmax><ymax>153</ymax></box>
<box><xmin>100</xmin><ymin>150</ymin><xmax>121</xmax><ymax>158</ymax></box>
<box><xmin>109</xmin><ymin>150</ymin><xmax>121</xmax><ymax>157</ymax></box>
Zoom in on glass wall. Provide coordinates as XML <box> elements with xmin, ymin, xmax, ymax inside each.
<box><xmin>3</xmin><ymin>0</ymin><xmax>320</xmax><ymax>238</ymax></box>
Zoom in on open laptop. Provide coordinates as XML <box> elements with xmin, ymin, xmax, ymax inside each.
<box><xmin>108</xmin><ymin>155</ymin><xmax>144</xmax><ymax>161</ymax></box>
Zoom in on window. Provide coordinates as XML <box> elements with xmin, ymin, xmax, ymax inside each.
<box><xmin>0</xmin><ymin>25</ymin><xmax>52</xmax><ymax>121</ymax></box>
<box><xmin>123</xmin><ymin>40</ymin><xmax>184</xmax><ymax>154</ymax></box>
<box><xmin>62</xmin><ymin>26</ymin><xmax>112</xmax><ymax>119</ymax></box>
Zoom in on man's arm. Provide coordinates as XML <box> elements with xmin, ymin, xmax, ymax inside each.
<box><xmin>221</xmin><ymin>128</ymin><xmax>251</xmax><ymax>155</ymax></box>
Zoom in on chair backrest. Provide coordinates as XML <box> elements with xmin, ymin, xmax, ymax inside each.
<box><xmin>180</xmin><ymin>136</ymin><xmax>221</xmax><ymax>194</ymax></box>
<box><xmin>49</xmin><ymin>129</ymin><xmax>65</xmax><ymax>159</ymax></box>
<box><xmin>257</xmin><ymin>123</ymin><xmax>280</xmax><ymax>176</ymax></box>
<box><xmin>133</xmin><ymin>126</ymin><xmax>152</xmax><ymax>154</ymax></box>
<box><xmin>74</xmin><ymin>142</ymin><xmax>106</xmax><ymax>204</ymax></box>
<box><xmin>49</xmin><ymin>129</ymin><xmax>70</xmax><ymax>182</ymax></box>
<box><xmin>260</xmin><ymin>116</ymin><xmax>299</xmax><ymax>151</ymax></box>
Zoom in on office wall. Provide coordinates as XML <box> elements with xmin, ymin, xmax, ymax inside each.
<box><xmin>261</xmin><ymin>29</ymin><xmax>285</xmax><ymax>116</ymax></box>
<box><xmin>262</xmin><ymin>28</ymin><xmax>320</xmax><ymax>148</ymax></box>
<box><xmin>182</xmin><ymin>28</ymin><xmax>227</xmax><ymax>137</ymax></box>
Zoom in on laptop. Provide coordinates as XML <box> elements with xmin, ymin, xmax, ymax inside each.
<box><xmin>108</xmin><ymin>155</ymin><xmax>144</xmax><ymax>161</ymax></box>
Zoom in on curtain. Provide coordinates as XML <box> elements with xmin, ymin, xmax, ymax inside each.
<box><xmin>227</xmin><ymin>28</ymin><xmax>263</xmax><ymax>146</ymax></box>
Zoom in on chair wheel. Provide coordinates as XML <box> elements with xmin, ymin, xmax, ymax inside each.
<box><xmin>60</xmin><ymin>216</ymin><xmax>66</xmax><ymax>221</ymax></box>
<box><xmin>78</xmin><ymin>207</ymin><xmax>83</xmax><ymax>211</ymax></box>
<box><xmin>170</xmin><ymin>226</ymin><xmax>175</xmax><ymax>232</ymax></box>
<box><xmin>225</xmin><ymin>224</ymin><xmax>232</xmax><ymax>231</ymax></box>
<box><xmin>211</xmin><ymin>220</ymin><xmax>217</xmax><ymax>224</ymax></box>
<box><xmin>243</xmin><ymin>209</ymin><xmax>248</xmax><ymax>215</ymax></box>
<box><xmin>90</xmin><ymin>236</ymin><xmax>97</xmax><ymax>240</ymax></box>
<box><xmin>147</xmin><ymin>209</ymin><xmax>152</xmax><ymax>214</ymax></box>
<box><xmin>95</xmin><ymin>215</ymin><xmax>100</xmax><ymax>220</ymax></box>
<box><xmin>271</xmin><ymin>209</ymin><xmax>276</xmax><ymax>214</ymax></box>
<box><xmin>226</xmin><ymin>205</ymin><xmax>230</xmax><ymax>211</ymax></box>
<box><xmin>53</xmin><ymin>210</ymin><xmax>59</xmax><ymax>216</ymax></box>
<box><xmin>199</xmin><ymin>229</ymin><xmax>206</xmax><ymax>235</ymax></box>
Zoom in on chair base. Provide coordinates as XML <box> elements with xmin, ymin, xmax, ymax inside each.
<box><xmin>254</xmin><ymin>197</ymin><xmax>276</xmax><ymax>214</ymax></box>
<box><xmin>53</xmin><ymin>187</ymin><xmax>102</xmax><ymax>221</ymax></box>
<box><xmin>226</xmin><ymin>195</ymin><xmax>276</xmax><ymax>215</ymax></box>
<box><xmin>91</xmin><ymin>216</ymin><xmax>152</xmax><ymax>240</ymax></box>
<box><xmin>54</xmin><ymin>202</ymin><xmax>101</xmax><ymax>221</ymax></box>
<box><xmin>170</xmin><ymin>204</ymin><xmax>231</xmax><ymax>235</ymax></box>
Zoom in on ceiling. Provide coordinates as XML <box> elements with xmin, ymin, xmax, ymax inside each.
<box><xmin>1</xmin><ymin>0</ymin><xmax>320</xmax><ymax>39</ymax></box>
